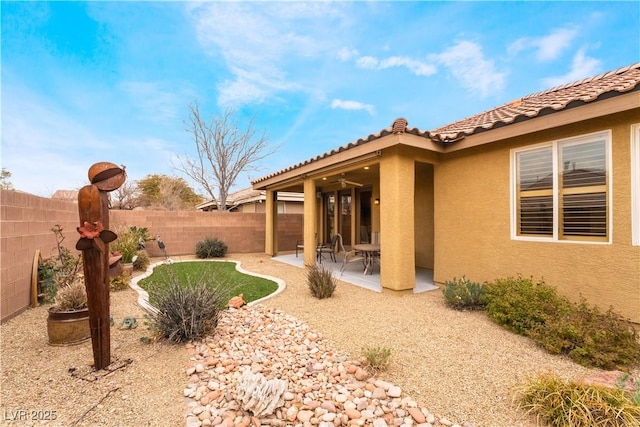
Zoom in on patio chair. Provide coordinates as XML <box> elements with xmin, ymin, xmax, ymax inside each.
<box><xmin>340</xmin><ymin>237</ymin><xmax>366</xmax><ymax>275</ymax></box>
<box><xmin>317</xmin><ymin>234</ymin><xmax>340</xmax><ymax>263</ymax></box>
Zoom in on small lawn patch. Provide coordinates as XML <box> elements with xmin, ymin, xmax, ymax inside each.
<box><xmin>138</xmin><ymin>261</ymin><xmax>278</xmax><ymax>306</ymax></box>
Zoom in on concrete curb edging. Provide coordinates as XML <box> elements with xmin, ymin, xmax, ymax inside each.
<box><xmin>128</xmin><ymin>258</ymin><xmax>287</xmax><ymax>314</ymax></box>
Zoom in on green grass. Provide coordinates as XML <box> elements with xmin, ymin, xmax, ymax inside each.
<box><xmin>138</xmin><ymin>261</ymin><xmax>278</xmax><ymax>305</ymax></box>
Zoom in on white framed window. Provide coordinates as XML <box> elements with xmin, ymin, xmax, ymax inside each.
<box><xmin>511</xmin><ymin>131</ymin><xmax>611</xmax><ymax>243</ymax></box>
<box><xmin>632</xmin><ymin>124</ymin><xmax>640</xmax><ymax>246</ymax></box>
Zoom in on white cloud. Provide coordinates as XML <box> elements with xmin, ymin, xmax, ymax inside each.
<box><xmin>541</xmin><ymin>48</ymin><xmax>601</xmax><ymax>87</ymax></box>
<box><xmin>331</xmin><ymin>99</ymin><xmax>375</xmax><ymax>115</ymax></box>
<box><xmin>356</xmin><ymin>55</ymin><xmax>436</xmax><ymax>76</ymax></box>
<box><xmin>431</xmin><ymin>41</ymin><xmax>506</xmax><ymax>97</ymax></box>
<box><xmin>188</xmin><ymin>2</ymin><xmax>347</xmax><ymax>107</ymax></box>
<box><xmin>337</xmin><ymin>47</ymin><xmax>359</xmax><ymax>61</ymax></box>
<box><xmin>508</xmin><ymin>27</ymin><xmax>578</xmax><ymax>61</ymax></box>
<box><xmin>119</xmin><ymin>81</ymin><xmax>185</xmax><ymax>121</ymax></box>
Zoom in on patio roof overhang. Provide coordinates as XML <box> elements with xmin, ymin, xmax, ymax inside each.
<box><xmin>252</xmin><ymin>131</ymin><xmax>444</xmax><ymax>192</ymax></box>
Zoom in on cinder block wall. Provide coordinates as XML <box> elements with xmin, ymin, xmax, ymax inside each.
<box><xmin>1</xmin><ymin>189</ymin><xmax>303</xmax><ymax>323</ymax></box>
<box><xmin>109</xmin><ymin>210</ymin><xmax>303</xmax><ymax>257</ymax></box>
<box><xmin>1</xmin><ymin>190</ymin><xmax>79</xmax><ymax>323</ymax></box>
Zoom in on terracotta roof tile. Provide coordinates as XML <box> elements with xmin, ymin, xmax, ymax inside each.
<box><xmin>431</xmin><ymin>63</ymin><xmax>640</xmax><ymax>142</ymax></box>
<box><xmin>253</xmin><ymin>63</ymin><xmax>640</xmax><ymax>184</ymax></box>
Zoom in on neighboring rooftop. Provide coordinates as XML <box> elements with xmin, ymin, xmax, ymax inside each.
<box><xmin>253</xmin><ymin>63</ymin><xmax>640</xmax><ymax>185</ymax></box>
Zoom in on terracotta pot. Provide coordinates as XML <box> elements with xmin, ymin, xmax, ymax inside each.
<box><xmin>47</xmin><ymin>307</ymin><xmax>90</xmax><ymax>346</ymax></box>
<box><xmin>122</xmin><ymin>263</ymin><xmax>134</xmax><ymax>276</ymax></box>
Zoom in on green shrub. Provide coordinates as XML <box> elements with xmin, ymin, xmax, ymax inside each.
<box><xmin>147</xmin><ymin>273</ymin><xmax>229</xmax><ymax>343</ymax></box>
<box><xmin>195</xmin><ymin>237</ymin><xmax>228</xmax><ymax>258</ymax></box>
<box><xmin>442</xmin><ymin>276</ymin><xmax>487</xmax><ymax>310</ymax></box>
<box><xmin>38</xmin><ymin>225</ymin><xmax>83</xmax><ymax>304</ymax></box>
<box><xmin>484</xmin><ymin>276</ymin><xmax>573</xmax><ymax>335</ymax></box>
<box><xmin>362</xmin><ymin>346</ymin><xmax>392</xmax><ymax>372</ymax></box>
<box><xmin>109</xmin><ymin>274</ymin><xmax>130</xmax><ymax>291</ymax></box>
<box><xmin>484</xmin><ymin>276</ymin><xmax>640</xmax><ymax>370</ymax></box>
<box><xmin>112</xmin><ymin>226</ymin><xmax>141</xmax><ymax>263</ymax></box>
<box><xmin>307</xmin><ymin>264</ymin><xmax>336</xmax><ymax>299</ymax></box>
<box><xmin>517</xmin><ymin>374</ymin><xmax>640</xmax><ymax>427</ymax></box>
<box><xmin>133</xmin><ymin>249</ymin><xmax>150</xmax><ymax>271</ymax></box>
<box><xmin>531</xmin><ymin>301</ymin><xmax>640</xmax><ymax>370</ymax></box>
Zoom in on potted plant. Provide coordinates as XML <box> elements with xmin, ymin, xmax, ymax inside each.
<box><xmin>47</xmin><ymin>279</ymin><xmax>90</xmax><ymax>346</ymax></box>
<box><xmin>38</xmin><ymin>225</ymin><xmax>90</xmax><ymax>345</ymax></box>
<box><xmin>111</xmin><ymin>226</ymin><xmax>149</xmax><ymax>275</ymax></box>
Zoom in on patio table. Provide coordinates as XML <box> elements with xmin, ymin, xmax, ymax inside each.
<box><xmin>353</xmin><ymin>244</ymin><xmax>380</xmax><ymax>275</ymax></box>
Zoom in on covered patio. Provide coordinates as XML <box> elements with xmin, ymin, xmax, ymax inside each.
<box><xmin>272</xmin><ymin>253</ymin><xmax>438</xmax><ymax>293</ymax></box>
<box><xmin>253</xmin><ymin>118</ymin><xmax>439</xmax><ymax>294</ymax></box>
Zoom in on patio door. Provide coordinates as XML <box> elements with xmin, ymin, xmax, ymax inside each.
<box><xmin>360</xmin><ymin>189</ymin><xmax>372</xmax><ymax>243</ymax></box>
<box><xmin>324</xmin><ymin>194</ymin><xmax>335</xmax><ymax>244</ymax></box>
<box><xmin>339</xmin><ymin>192</ymin><xmax>352</xmax><ymax>246</ymax></box>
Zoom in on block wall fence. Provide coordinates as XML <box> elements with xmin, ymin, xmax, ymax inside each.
<box><xmin>0</xmin><ymin>189</ymin><xmax>303</xmax><ymax>323</ymax></box>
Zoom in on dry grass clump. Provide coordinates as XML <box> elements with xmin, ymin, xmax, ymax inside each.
<box><xmin>361</xmin><ymin>346</ymin><xmax>392</xmax><ymax>373</ymax></box>
<box><xmin>306</xmin><ymin>264</ymin><xmax>336</xmax><ymax>299</ymax></box>
<box><xmin>517</xmin><ymin>374</ymin><xmax>640</xmax><ymax>427</ymax></box>
<box><xmin>52</xmin><ymin>280</ymin><xmax>87</xmax><ymax>312</ymax></box>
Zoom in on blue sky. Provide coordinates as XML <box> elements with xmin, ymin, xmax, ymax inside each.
<box><xmin>2</xmin><ymin>1</ymin><xmax>639</xmax><ymax>197</ymax></box>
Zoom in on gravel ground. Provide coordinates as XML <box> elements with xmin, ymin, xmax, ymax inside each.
<box><xmin>0</xmin><ymin>253</ymin><xmax>612</xmax><ymax>426</ymax></box>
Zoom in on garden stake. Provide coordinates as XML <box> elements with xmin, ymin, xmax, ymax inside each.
<box><xmin>76</xmin><ymin>162</ymin><xmax>126</xmax><ymax>370</ymax></box>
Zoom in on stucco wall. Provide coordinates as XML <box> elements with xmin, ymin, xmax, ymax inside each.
<box><xmin>1</xmin><ymin>190</ymin><xmax>302</xmax><ymax>323</ymax></box>
<box><xmin>434</xmin><ymin>110</ymin><xmax>640</xmax><ymax>322</ymax></box>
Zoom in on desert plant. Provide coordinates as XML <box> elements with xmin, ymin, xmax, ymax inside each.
<box><xmin>484</xmin><ymin>276</ymin><xmax>573</xmax><ymax>335</ymax></box>
<box><xmin>530</xmin><ymin>301</ymin><xmax>640</xmax><ymax>370</ymax></box>
<box><xmin>442</xmin><ymin>276</ymin><xmax>487</xmax><ymax>310</ymax></box>
<box><xmin>361</xmin><ymin>346</ymin><xmax>392</xmax><ymax>372</ymax></box>
<box><xmin>109</xmin><ymin>274</ymin><xmax>130</xmax><ymax>291</ymax></box>
<box><xmin>52</xmin><ymin>279</ymin><xmax>87</xmax><ymax>312</ymax></box>
<box><xmin>147</xmin><ymin>273</ymin><xmax>230</xmax><ymax>343</ymax></box>
<box><xmin>517</xmin><ymin>374</ymin><xmax>640</xmax><ymax>427</ymax></box>
<box><xmin>111</xmin><ymin>226</ymin><xmax>141</xmax><ymax>263</ymax></box>
<box><xmin>195</xmin><ymin>237</ymin><xmax>228</xmax><ymax>258</ymax></box>
<box><xmin>484</xmin><ymin>276</ymin><xmax>640</xmax><ymax>370</ymax></box>
<box><xmin>307</xmin><ymin>264</ymin><xmax>337</xmax><ymax>299</ymax></box>
<box><xmin>133</xmin><ymin>249</ymin><xmax>150</xmax><ymax>271</ymax></box>
<box><xmin>38</xmin><ymin>225</ymin><xmax>83</xmax><ymax>303</ymax></box>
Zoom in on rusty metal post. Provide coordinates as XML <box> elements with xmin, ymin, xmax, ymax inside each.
<box><xmin>76</xmin><ymin>162</ymin><xmax>126</xmax><ymax>370</ymax></box>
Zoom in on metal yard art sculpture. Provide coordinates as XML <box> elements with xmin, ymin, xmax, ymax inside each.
<box><xmin>76</xmin><ymin>162</ymin><xmax>126</xmax><ymax>370</ymax></box>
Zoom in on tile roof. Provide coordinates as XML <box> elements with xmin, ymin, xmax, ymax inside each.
<box><xmin>431</xmin><ymin>62</ymin><xmax>640</xmax><ymax>142</ymax></box>
<box><xmin>253</xmin><ymin>63</ymin><xmax>640</xmax><ymax>185</ymax></box>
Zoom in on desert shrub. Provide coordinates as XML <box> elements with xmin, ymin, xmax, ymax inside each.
<box><xmin>147</xmin><ymin>274</ymin><xmax>230</xmax><ymax>343</ymax></box>
<box><xmin>484</xmin><ymin>276</ymin><xmax>573</xmax><ymax>335</ymax></box>
<box><xmin>133</xmin><ymin>249</ymin><xmax>150</xmax><ymax>271</ymax></box>
<box><xmin>307</xmin><ymin>264</ymin><xmax>336</xmax><ymax>299</ymax></box>
<box><xmin>485</xmin><ymin>276</ymin><xmax>640</xmax><ymax>370</ymax></box>
<box><xmin>517</xmin><ymin>374</ymin><xmax>640</xmax><ymax>427</ymax></box>
<box><xmin>52</xmin><ymin>279</ymin><xmax>87</xmax><ymax>312</ymax></box>
<box><xmin>530</xmin><ymin>301</ymin><xmax>640</xmax><ymax>370</ymax></box>
<box><xmin>362</xmin><ymin>346</ymin><xmax>392</xmax><ymax>372</ymax></box>
<box><xmin>195</xmin><ymin>237</ymin><xmax>228</xmax><ymax>258</ymax></box>
<box><xmin>109</xmin><ymin>274</ymin><xmax>130</xmax><ymax>292</ymax></box>
<box><xmin>38</xmin><ymin>225</ymin><xmax>83</xmax><ymax>304</ymax></box>
<box><xmin>442</xmin><ymin>276</ymin><xmax>487</xmax><ymax>310</ymax></box>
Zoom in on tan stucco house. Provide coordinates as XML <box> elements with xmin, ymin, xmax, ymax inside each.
<box><xmin>252</xmin><ymin>63</ymin><xmax>640</xmax><ymax>323</ymax></box>
<box><xmin>196</xmin><ymin>187</ymin><xmax>303</xmax><ymax>213</ymax></box>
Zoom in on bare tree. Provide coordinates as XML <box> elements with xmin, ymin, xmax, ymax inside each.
<box><xmin>110</xmin><ymin>180</ymin><xmax>138</xmax><ymax>210</ymax></box>
<box><xmin>173</xmin><ymin>102</ymin><xmax>277</xmax><ymax>211</ymax></box>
